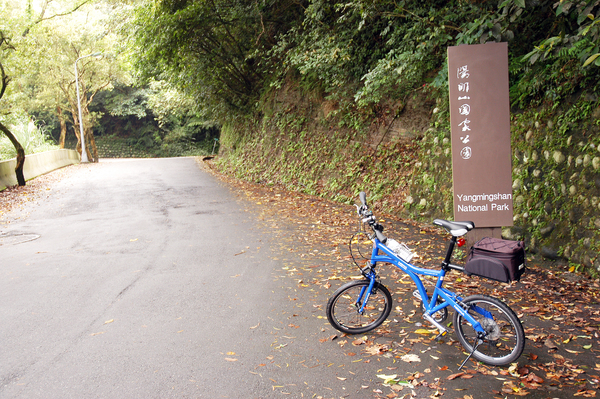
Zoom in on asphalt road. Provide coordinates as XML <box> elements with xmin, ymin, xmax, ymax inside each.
<box><xmin>0</xmin><ymin>158</ymin><xmax>388</xmax><ymax>399</ymax></box>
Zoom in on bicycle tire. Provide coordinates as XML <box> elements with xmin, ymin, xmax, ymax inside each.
<box><xmin>326</xmin><ymin>280</ymin><xmax>392</xmax><ymax>334</ymax></box>
<box><xmin>453</xmin><ymin>294</ymin><xmax>525</xmax><ymax>366</ymax></box>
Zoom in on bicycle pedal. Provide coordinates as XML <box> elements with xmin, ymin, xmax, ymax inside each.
<box><xmin>434</xmin><ymin>330</ymin><xmax>448</xmax><ymax>342</ymax></box>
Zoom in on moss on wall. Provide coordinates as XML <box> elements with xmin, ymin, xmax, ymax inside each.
<box><xmin>404</xmin><ymin>96</ymin><xmax>600</xmax><ymax>277</ymax></box>
<box><xmin>216</xmin><ymin>87</ymin><xmax>600</xmax><ymax>277</ymax></box>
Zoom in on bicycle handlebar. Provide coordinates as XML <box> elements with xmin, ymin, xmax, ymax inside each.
<box><xmin>357</xmin><ymin>191</ymin><xmax>387</xmax><ymax>243</ymax></box>
<box><xmin>359</xmin><ymin>191</ymin><xmax>367</xmax><ymax>207</ymax></box>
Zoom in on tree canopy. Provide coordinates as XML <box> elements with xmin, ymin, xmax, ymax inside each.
<box><xmin>127</xmin><ymin>0</ymin><xmax>600</xmax><ymax>124</ymax></box>
<box><xmin>0</xmin><ymin>0</ymin><xmax>126</xmax><ymax>162</ymax></box>
<box><xmin>128</xmin><ymin>0</ymin><xmax>307</xmax><ymax>121</ymax></box>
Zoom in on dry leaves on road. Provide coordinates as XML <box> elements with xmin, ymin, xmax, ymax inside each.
<box><xmin>200</xmin><ymin>158</ymin><xmax>600</xmax><ymax>398</ymax></box>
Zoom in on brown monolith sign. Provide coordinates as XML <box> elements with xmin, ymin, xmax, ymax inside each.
<box><xmin>448</xmin><ymin>42</ymin><xmax>513</xmax><ymax>228</ymax></box>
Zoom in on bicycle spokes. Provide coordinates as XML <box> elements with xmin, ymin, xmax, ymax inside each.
<box><xmin>453</xmin><ymin>295</ymin><xmax>525</xmax><ymax>367</ymax></box>
<box><xmin>326</xmin><ymin>280</ymin><xmax>392</xmax><ymax>334</ymax></box>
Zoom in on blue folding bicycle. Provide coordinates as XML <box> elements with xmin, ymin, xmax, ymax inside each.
<box><xmin>326</xmin><ymin>192</ymin><xmax>525</xmax><ymax>368</ymax></box>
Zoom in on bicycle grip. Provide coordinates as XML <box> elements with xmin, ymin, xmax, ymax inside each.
<box><xmin>374</xmin><ymin>229</ymin><xmax>387</xmax><ymax>243</ymax></box>
<box><xmin>359</xmin><ymin>191</ymin><xmax>367</xmax><ymax>207</ymax></box>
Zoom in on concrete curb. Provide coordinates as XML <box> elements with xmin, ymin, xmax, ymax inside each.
<box><xmin>0</xmin><ymin>149</ymin><xmax>80</xmax><ymax>191</ymax></box>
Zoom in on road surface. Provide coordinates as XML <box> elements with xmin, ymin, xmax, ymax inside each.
<box><xmin>0</xmin><ymin>158</ymin><xmax>380</xmax><ymax>398</ymax></box>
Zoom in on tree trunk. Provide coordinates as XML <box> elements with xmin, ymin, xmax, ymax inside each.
<box><xmin>0</xmin><ymin>122</ymin><xmax>26</xmax><ymax>186</ymax></box>
<box><xmin>57</xmin><ymin>105</ymin><xmax>67</xmax><ymax>148</ymax></box>
<box><xmin>80</xmin><ymin>106</ymin><xmax>94</xmax><ymax>162</ymax></box>
<box><xmin>88</xmin><ymin>128</ymin><xmax>98</xmax><ymax>162</ymax></box>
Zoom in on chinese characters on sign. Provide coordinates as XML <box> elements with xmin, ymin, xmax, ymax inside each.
<box><xmin>448</xmin><ymin>43</ymin><xmax>513</xmax><ymax>227</ymax></box>
<box><xmin>455</xmin><ymin>64</ymin><xmax>473</xmax><ymax>160</ymax></box>
<box><xmin>457</xmin><ymin>66</ymin><xmax>472</xmax><ymax>159</ymax></box>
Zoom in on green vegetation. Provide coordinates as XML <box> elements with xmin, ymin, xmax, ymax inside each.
<box><xmin>129</xmin><ymin>1</ymin><xmax>600</xmax><ymax>119</ymax></box>
<box><xmin>0</xmin><ymin>0</ymin><xmax>219</xmax><ymax>167</ymax></box>
<box><xmin>0</xmin><ymin>112</ymin><xmax>57</xmax><ymax>160</ymax></box>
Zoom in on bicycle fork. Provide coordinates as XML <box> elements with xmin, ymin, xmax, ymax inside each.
<box><xmin>354</xmin><ymin>277</ymin><xmax>377</xmax><ymax>314</ymax></box>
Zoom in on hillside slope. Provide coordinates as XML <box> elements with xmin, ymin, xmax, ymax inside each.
<box><xmin>216</xmin><ymin>85</ymin><xmax>600</xmax><ymax>277</ymax></box>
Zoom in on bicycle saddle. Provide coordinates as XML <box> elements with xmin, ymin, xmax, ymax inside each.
<box><xmin>433</xmin><ymin>219</ymin><xmax>475</xmax><ymax>237</ymax></box>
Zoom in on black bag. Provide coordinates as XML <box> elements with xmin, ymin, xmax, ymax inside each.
<box><xmin>464</xmin><ymin>237</ymin><xmax>525</xmax><ymax>283</ymax></box>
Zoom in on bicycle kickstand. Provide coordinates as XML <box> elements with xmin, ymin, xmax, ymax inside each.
<box><xmin>458</xmin><ymin>334</ymin><xmax>484</xmax><ymax>370</ymax></box>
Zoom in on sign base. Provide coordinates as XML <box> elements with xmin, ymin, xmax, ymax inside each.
<box><xmin>466</xmin><ymin>227</ymin><xmax>502</xmax><ymax>252</ymax></box>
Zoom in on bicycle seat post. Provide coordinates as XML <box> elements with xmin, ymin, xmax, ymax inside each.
<box><xmin>441</xmin><ymin>236</ymin><xmax>458</xmax><ymax>269</ymax></box>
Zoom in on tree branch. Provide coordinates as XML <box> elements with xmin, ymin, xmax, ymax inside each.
<box><xmin>22</xmin><ymin>0</ymin><xmax>95</xmax><ymax>36</ymax></box>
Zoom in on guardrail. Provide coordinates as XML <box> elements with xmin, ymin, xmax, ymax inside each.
<box><xmin>0</xmin><ymin>149</ymin><xmax>80</xmax><ymax>191</ymax></box>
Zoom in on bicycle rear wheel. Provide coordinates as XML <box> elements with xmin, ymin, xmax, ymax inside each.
<box><xmin>453</xmin><ymin>294</ymin><xmax>525</xmax><ymax>366</ymax></box>
<box><xmin>326</xmin><ymin>280</ymin><xmax>392</xmax><ymax>334</ymax></box>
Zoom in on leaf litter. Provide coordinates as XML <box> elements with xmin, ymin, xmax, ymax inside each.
<box><xmin>200</xmin><ymin>158</ymin><xmax>600</xmax><ymax>398</ymax></box>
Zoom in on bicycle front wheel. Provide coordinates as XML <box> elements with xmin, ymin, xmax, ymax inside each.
<box><xmin>326</xmin><ymin>280</ymin><xmax>392</xmax><ymax>334</ymax></box>
<box><xmin>453</xmin><ymin>294</ymin><xmax>525</xmax><ymax>366</ymax></box>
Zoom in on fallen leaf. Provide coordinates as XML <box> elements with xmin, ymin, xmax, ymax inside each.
<box><xmin>364</xmin><ymin>344</ymin><xmax>386</xmax><ymax>355</ymax></box>
<box><xmin>377</xmin><ymin>374</ymin><xmax>398</xmax><ymax>384</ymax></box>
<box><xmin>526</xmin><ymin>373</ymin><xmax>544</xmax><ymax>384</ymax></box>
<box><xmin>565</xmin><ymin>349</ymin><xmax>583</xmax><ymax>354</ymax></box>
<box><xmin>400</xmin><ymin>354</ymin><xmax>420</xmax><ymax>363</ymax></box>
<box><xmin>447</xmin><ymin>372</ymin><xmax>464</xmax><ymax>380</ymax></box>
<box><xmin>544</xmin><ymin>337</ymin><xmax>558</xmax><ymax>350</ymax></box>
<box><xmin>414</xmin><ymin>328</ymin><xmax>432</xmax><ymax>335</ymax></box>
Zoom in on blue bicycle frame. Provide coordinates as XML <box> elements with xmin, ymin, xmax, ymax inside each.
<box><xmin>331</xmin><ymin>193</ymin><xmax>524</xmax><ymax>369</ymax></box>
<box><xmin>363</xmin><ymin>237</ymin><xmax>491</xmax><ymax>337</ymax></box>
